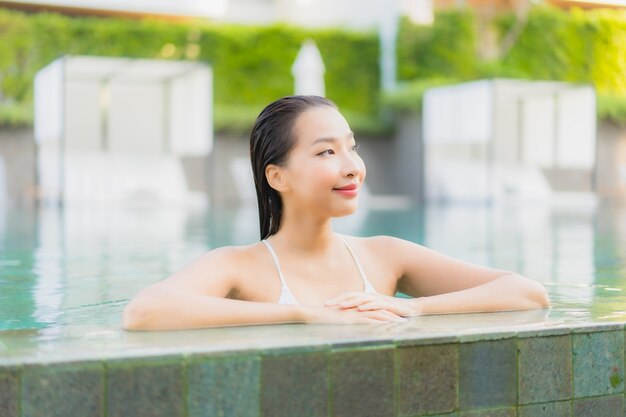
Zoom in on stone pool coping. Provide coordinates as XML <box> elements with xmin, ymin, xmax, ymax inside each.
<box><xmin>0</xmin><ymin>308</ymin><xmax>624</xmax><ymax>366</ymax></box>
<box><xmin>2</xmin><ymin>310</ymin><xmax>626</xmax><ymax>417</ymax></box>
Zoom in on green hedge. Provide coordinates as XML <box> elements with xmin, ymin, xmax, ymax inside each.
<box><xmin>397</xmin><ymin>11</ymin><xmax>478</xmax><ymax>81</ymax></box>
<box><xmin>5</xmin><ymin>6</ymin><xmax>626</xmax><ymax>130</ymax></box>
<box><xmin>393</xmin><ymin>6</ymin><xmax>626</xmax><ymax>124</ymax></box>
<box><xmin>499</xmin><ymin>7</ymin><xmax>626</xmax><ymax>93</ymax></box>
<box><xmin>0</xmin><ymin>9</ymin><xmax>380</xmax><ymax>132</ymax></box>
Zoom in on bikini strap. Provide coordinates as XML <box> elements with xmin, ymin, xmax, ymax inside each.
<box><xmin>261</xmin><ymin>240</ymin><xmax>288</xmax><ymax>288</ymax></box>
<box><xmin>339</xmin><ymin>235</ymin><xmax>377</xmax><ymax>293</ymax></box>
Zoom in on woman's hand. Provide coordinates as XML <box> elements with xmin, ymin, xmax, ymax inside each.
<box><xmin>324</xmin><ymin>292</ymin><xmax>421</xmax><ymax>317</ymax></box>
<box><xmin>301</xmin><ymin>304</ymin><xmax>408</xmax><ymax>324</ymax></box>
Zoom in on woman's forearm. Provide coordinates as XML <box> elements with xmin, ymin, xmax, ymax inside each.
<box><xmin>411</xmin><ymin>273</ymin><xmax>551</xmax><ymax>315</ymax></box>
<box><xmin>122</xmin><ymin>286</ymin><xmax>304</xmax><ymax>331</ymax></box>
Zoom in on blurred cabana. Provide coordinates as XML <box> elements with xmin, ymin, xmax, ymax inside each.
<box><xmin>34</xmin><ymin>56</ymin><xmax>212</xmax><ymax>207</ymax></box>
<box><xmin>291</xmin><ymin>39</ymin><xmax>325</xmax><ymax>96</ymax></box>
<box><xmin>423</xmin><ymin>79</ymin><xmax>597</xmax><ymax>204</ymax></box>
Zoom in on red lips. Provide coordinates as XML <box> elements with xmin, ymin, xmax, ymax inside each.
<box><xmin>333</xmin><ymin>183</ymin><xmax>357</xmax><ymax>191</ymax></box>
<box><xmin>332</xmin><ymin>183</ymin><xmax>359</xmax><ymax>198</ymax></box>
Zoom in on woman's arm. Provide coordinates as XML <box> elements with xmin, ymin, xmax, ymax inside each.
<box><xmin>410</xmin><ymin>272</ymin><xmax>550</xmax><ymax>315</ymax></box>
<box><xmin>392</xmin><ymin>236</ymin><xmax>551</xmax><ymax>314</ymax></box>
<box><xmin>327</xmin><ymin>237</ymin><xmax>550</xmax><ymax>316</ymax></box>
<box><xmin>122</xmin><ymin>246</ymin><xmax>303</xmax><ymax>330</ymax></box>
<box><xmin>123</xmin><ymin>286</ymin><xmax>306</xmax><ymax>330</ymax></box>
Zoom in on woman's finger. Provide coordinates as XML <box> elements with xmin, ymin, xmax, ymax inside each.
<box><xmin>365</xmin><ymin>309</ymin><xmax>406</xmax><ymax>322</ymax></box>
<box><xmin>341</xmin><ymin>306</ymin><xmax>398</xmax><ymax>322</ymax></box>
<box><xmin>326</xmin><ymin>294</ymin><xmax>409</xmax><ymax>319</ymax></box>
<box><xmin>341</xmin><ymin>310</ymin><xmax>388</xmax><ymax>324</ymax></box>
<box><xmin>377</xmin><ymin>309</ymin><xmax>404</xmax><ymax>319</ymax></box>
<box><xmin>339</xmin><ymin>294</ymin><xmax>381</xmax><ymax>308</ymax></box>
<box><xmin>349</xmin><ymin>296</ymin><xmax>392</xmax><ymax>310</ymax></box>
<box><xmin>357</xmin><ymin>301</ymin><xmax>384</xmax><ymax>311</ymax></box>
<box><xmin>338</xmin><ymin>298</ymin><xmax>369</xmax><ymax>309</ymax></box>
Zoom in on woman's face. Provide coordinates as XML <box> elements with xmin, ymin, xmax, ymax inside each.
<box><xmin>277</xmin><ymin>105</ymin><xmax>366</xmax><ymax>218</ymax></box>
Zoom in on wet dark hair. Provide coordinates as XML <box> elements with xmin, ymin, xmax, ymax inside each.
<box><xmin>250</xmin><ymin>95</ymin><xmax>337</xmax><ymax>240</ymax></box>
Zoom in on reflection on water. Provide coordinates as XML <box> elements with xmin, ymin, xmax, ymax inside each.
<box><xmin>1</xmin><ymin>200</ymin><xmax>625</xmax><ymax>332</ymax></box>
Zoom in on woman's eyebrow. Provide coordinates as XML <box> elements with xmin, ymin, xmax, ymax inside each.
<box><xmin>310</xmin><ymin>132</ymin><xmax>355</xmax><ymax>147</ymax></box>
<box><xmin>310</xmin><ymin>138</ymin><xmax>337</xmax><ymax>147</ymax></box>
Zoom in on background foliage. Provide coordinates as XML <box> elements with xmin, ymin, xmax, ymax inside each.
<box><xmin>2</xmin><ymin>6</ymin><xmax>626</xmax><ymax>131</ymax></box>
<box><xmin>0</xmin><ymin>8</ymin><xmax>380</xmax><ymax>132</ymax></box>
<box><xmin>397</xmin><ymin>11</ymin><xmax>478</xmax><ymax>81</ymax></box>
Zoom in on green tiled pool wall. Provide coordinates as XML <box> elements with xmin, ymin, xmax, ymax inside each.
<box><xmin>2</xmin><ymin>325</ymin><xmax>626</xmax><ymax>417</ymax></box>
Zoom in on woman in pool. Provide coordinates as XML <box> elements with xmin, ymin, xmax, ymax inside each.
<box><xmin>123</xmin><ymin>95</ymin><xmax>550</xmax><ymax>330</ymax></box>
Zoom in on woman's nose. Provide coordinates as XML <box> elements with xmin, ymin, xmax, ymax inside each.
<box><xmin>342</xmin><ymin>152</ymin><xmax>364</xmax><ymax>178</ymax></box>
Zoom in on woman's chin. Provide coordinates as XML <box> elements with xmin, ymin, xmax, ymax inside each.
<box><xmin>332</xmin><ymin>202</ymin><xmax>359</xmax><ymax>218</ymax></box>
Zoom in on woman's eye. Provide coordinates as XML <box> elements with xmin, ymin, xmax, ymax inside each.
<box><xmin>317</xmin><ymin>149</ymin><xmax>334</xmax><ymax>156</ymax></box>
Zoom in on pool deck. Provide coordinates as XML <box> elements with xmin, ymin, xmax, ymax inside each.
<box><xmin>1</xmin><ymin>309</ymin><xmax>626</xmax><ymax>417</ymax></box>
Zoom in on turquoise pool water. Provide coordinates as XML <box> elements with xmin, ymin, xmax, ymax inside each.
<box><xmin>1</xmin><ymin>199</ymin><xmax>625</xmax><ymax>335</ymax></box>
<box><xmin>0</xmin><ymin>198</ymin><xmax>626</xmax><ymax>330</ymax></box>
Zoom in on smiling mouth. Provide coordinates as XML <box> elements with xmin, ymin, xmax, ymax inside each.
<box><xmin>332</xmin><ymin>183</ymin><xmax>359</xmax><ymax>197</ymax></box>
<box><xmin>333</xmin><ymin>184</ymin><xmax>358</xmax><ymax>191</ymax></box>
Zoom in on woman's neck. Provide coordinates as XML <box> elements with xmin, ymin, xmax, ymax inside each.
<box><xmin>270</xmin><ymin>205</ymin><xmax>336</xmax><ymax>253</ymax></box>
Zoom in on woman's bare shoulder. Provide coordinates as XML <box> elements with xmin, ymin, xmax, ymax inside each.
<box><xmin>342</xmin><ymin>234</ymin><xmax>404</xmax><ymax>266</ymax></box>
<box><xmin>344</xmin><ymin>234</ymin><xmax>400</xmax><ymax>251</ymax></box>
<box><xmin>356</xmin><ymin>235</ymin><xmax>428</xmax><ymax>252</ymax></box>
<box><xmin>193</xmin><ymin>242</ymin><xmax>266</xmax><ymax>270</ymax></box>
<box><xmin>159</xmin><ymin>242</ymin><xmax>266</xmax><ymax>292</ymax></box>
<box><xmin>345</xmin><ymin>234</ymin><xmax>426</xmax><ymax>267</ymax></box>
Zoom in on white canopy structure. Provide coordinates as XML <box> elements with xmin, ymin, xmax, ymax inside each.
<box><xmin>34</xmin><ymin>55</ymin><xmax>212</xmax><ymax>207</ymax></box>
<box><xmin>423</xmin><ymin>79</ymin><xmax>597</xmax><ymax>204</ymax></box>
<box><xmin>291</xmin><ymin>39</ymin><xmax>325</xmax><ymax>96</ymax></box>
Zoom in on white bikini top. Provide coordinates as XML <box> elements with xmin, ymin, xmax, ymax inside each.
<box><xmin>261</xmin><ymin>235</ymin><xmax>378</xmax><ymax>305</ymax></box>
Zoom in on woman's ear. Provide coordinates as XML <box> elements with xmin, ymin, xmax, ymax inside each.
<box><xmin>265</xmin><ymin>164</ymin><xmax>289</xmax><ymax>193</ymax></box>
